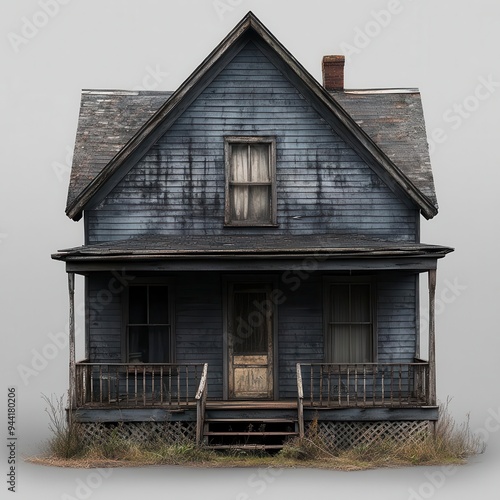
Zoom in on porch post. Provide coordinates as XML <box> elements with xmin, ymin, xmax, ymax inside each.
<box><xmin>428</xmin><ymin>269</ymin><xmax>437</xmax><ymax>406</ymax></box>
<box><xmin>68</xmin><ymin>272</ymin><xmax>76</xmax><ymax>412</ymax></box>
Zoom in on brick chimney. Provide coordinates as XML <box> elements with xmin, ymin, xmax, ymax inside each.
<box><xmin>322</xmin><ymin>55</ymin><xmax>345</xmax><ymax>91</ymax></box>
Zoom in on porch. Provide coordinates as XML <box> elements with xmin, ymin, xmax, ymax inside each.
<box><xmin>58</xmin><ymin>237</ymin><xmax>449</xmax><ymax>448</ymax></box>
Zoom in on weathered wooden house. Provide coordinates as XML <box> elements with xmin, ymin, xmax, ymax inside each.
<box><xmin>53</xmin><ymin>12</ymin><xmax>453</xmax><ymax>449</ymax></box>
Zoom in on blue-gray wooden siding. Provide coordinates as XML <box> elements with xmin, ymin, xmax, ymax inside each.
<box><xmin>88</xmin><ymin>274</ymin><xmax>122</xmax><ymax>362</ymax></box>
<box><xmin>86</xmin><ymin>41</ymin><xmax>418</xmax><ymax>244</ymax></box>
<box><xmin>88</xmin><ymin>272</ymin><xmax>416</xmax><ymax>400</ymax></box>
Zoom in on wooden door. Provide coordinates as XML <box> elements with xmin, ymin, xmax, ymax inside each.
<box><xmin>228</xmin><ymin>283</ymin><xmax>273</xmax><ymax>399</ymax></box>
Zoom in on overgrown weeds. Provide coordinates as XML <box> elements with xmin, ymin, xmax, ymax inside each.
<box><xmin>83</xmin><ymin>439</ymin><xmax>216</xmax><ymax>465</ymax></box>
<box><xmin>40</xmin><ymin>393</ymin><xmax>216</xmax><ymax>465</ymax></box>
<box><xmin>280</xmin><ymin>401</ymin><xmax>484</xmax><ymax>469</ymax></box>
<box><xmin>38</xmin><ymin>394</ymin><xmax>483</xmax><ymax>469</ymax></box>
<box><xmin>279</xmin><ymin>418</ymin><xmax>335</xmax><ymax>460</ymax></box>
<box><xmin>42</xmin><ymin>394</ymin><xmax>84</xmax><ymax>459</ymax></box>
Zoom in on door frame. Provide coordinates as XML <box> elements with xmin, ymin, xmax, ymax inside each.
<box><xmin>222</xmin><ymin>275</ymin><xmax>279</xmax><ymax>401</ymax></box>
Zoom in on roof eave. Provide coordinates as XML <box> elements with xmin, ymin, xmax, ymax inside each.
<box><xmin>52</xmin><ymin>247</ymin><xmax>454</xmax><ymax>263</ymax></box>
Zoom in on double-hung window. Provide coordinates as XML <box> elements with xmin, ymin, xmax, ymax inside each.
<box><xmin>126</xmin><ymin>285</ymin><xmax>172</xmax><ymax>363</ymax></box>
<box><xmin>225</xmin><ymin>137</ymin><xmax>277</xmax><ymax>226</ymax></box>
<box><xmin>324</xmin><ymin>280</ymin><xmax>375</xmax><ymax>363</ymax></box>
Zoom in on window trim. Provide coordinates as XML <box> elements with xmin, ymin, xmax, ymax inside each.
<box><xmin>323</xmin><ymin>276</ymin><xmax>377</xmax><ymax>364</ymax></box>
<box><xmin>122</xmin><ymin>278</ymin><xmax>175</xmax><ymax>363</ymax></box>
<box><xmin>224</xmin><ymin>136</ymin><xmax>278</xmax><ymax>227</ymax></box>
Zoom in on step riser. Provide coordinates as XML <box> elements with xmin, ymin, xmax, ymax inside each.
<box><xmin>206</xmin><ymin>410</ymin><xmax>298</xmax><ymax>420</ymax></box>
<box><xmin>203</xmin><ymin>417</ymin><xmax>298</xmax><ymax>450</ymax></box>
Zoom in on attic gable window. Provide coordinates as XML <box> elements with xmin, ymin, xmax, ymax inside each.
<box><xmin>224</xmin><ymin>137</ymin><xmax>277</xmax><ymax>226</ymax></box>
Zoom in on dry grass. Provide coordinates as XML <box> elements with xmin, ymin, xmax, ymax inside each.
<box><xmin>280</xmin><ymin>401</ymin><xmax>484</xmax><ymax>469</ymax></box>
<box><xmin>41</xmin><ymin>394</ymin><xmax>84</xmax><ymax>459</ymax></box>
<box><xmin>33</xmin><ymin>395</ymin><xmax>483</xmax><ymax>470</ymax></box>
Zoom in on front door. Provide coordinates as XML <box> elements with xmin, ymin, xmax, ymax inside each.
<box><xmin>227</xmin><ymin>282</ymin><xmax>274</xmax><ymax>399</ymax></box>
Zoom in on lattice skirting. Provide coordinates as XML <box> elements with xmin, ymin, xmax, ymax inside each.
<box><xmin>76</xmin><ymin>421</ymin><xmax>197</xmax><ymax>448</ymax></box>
<box><xmin>307</xmin><ymin>420</ymin><xmax>431</xmax><ymax>451</ymax></box>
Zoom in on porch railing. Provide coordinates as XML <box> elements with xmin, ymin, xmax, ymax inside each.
<box><xmin>75</xmin><ymin>361</ymin><xmax>207</xmax><ymax>408</ymax></box>
<box><xmin>296</xmin><ymin>360</ymin><xmax>430</xmax><ymax>408</ymax></box>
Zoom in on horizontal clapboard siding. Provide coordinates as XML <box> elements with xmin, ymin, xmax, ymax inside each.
<box><xmin>88</xmin><ymin>274</ymin><xmax>122</xmax><ymax>363</ymax></box>
<box><xmin>278</xmin><ymin>274</ymin><xmax>323</xmax><ymax>399</ymax></box>
<box><xmin>174</xmin><ymin>273</ymin><xmax>223</xmax><ymax>398</ymax></box>
<box><xmin>87</xmin><ymin>41</ymin><xmax>417</xmax><ymax>243</ymax></box>
<box><xmin>377</xmin><ymin>274</ymin><xmax>417</xmax><ymax>363</ymax></box>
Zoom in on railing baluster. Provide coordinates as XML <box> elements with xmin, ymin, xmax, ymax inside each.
<box><xmin>89</xmin><ymin>366</ymin><xmax>93</xmax><ymax>403</ymax></box>
<box><xmin>398</xmin><ymin>363</ymin><xmax>404</xmax><ymax>405</ymax></box>
<box><xmin>337</xmin><ymin>365</ymin><xmax>341</xmax><ymax>405</ymax></box>
<box><xmin>99</xmin><ymin>366</ymin><xmax>103</xmax><ymax>404</ymax></box>
<box><xmin>319</xmin><ymin>364</ymin><xmax>323</xmax><ymax>406</ymax></box>
<box><xmin>160</xmin><ymin>367</ymin><xmax>163</xmax><ymax>404</ymax></box>
<box><xmin>389</xmin><ymin>365</ymin><xmax>394</xmax><ymax>406</ymax></box>
<box><xmin>310</xmin><ymin>365</ymin><xmax>314</xmax><ymax>406</ymax></box>
<box><xmin>168</xmin><ymin>367</ymin><xmax>172</xmax><ymax>405</ymax></box>
<box><xmin>381</xmin><ymin>367</ymin><xmax>385</xmax><ymax>406</ymax></box>
<box><xmin>151</xmin><ymin>367</ymin><xmax>155</xmax><ymax>404</ymax></box>
<box><xmin>354</xmin><ymin>365</ymin><xmax>358</xmax><ymax>406</ymax></box>
<box><xmin>372</xmin><ymin>366</ymin><xmax>376</xmax><ymax>406</ymax></box>
<box><xmin>107</xmin><ymin>366</ymin><xmax>112</xmax><ymax>405</ymax></box>
<box><xmin>142</xmin><ymin>366</ymin><xmax>146</xmax><ymax>406</ymax></box>
<box><xmin>177</xmin><ymin>366</ymin><xmax>181</xmax><ymax>406</ymax></box>
<box><xmin>363</xmin><ymin>365</ymin><xmax>366</xmax><ymax>405</ymax></box>
<box><xmin>327</xmin><ymin>366</ymin><xmax>331</xmax><ymax>406</ymax></box>
<box><xmin>134</xmin><ymin>367</ymin><xmax>138</xmax><ymax>407</ymax></box>
<box><xmin>115</xmin><ymin>366</ymin><xmax>119</xmax><ymax>404</ymax></box>
<box><xmin>346</xmin><ymin>366</ymin><xmax>350</xmax><ymax>407</ymax></box>
<box><xmin>126</xmin><ymin>367</ymin><xmax>129</xmax><ymax>404</ymax></box>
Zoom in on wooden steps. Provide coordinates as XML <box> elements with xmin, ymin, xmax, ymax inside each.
<box><xmin>203</xmin><ymin>417</ymin><xmax>298</xmax><ymax>451</ymax></box>
<box><xmin>205</xmin><ymin>431</ymin><xmax>296</xmax><ymax>436</ymax></box>
<box><xmin>207</xmin><ymin>444</ymin><xmax>285</xmax><ymax>450</ymax></box>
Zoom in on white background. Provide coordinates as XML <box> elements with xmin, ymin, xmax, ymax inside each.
<box><xmin>1</xmin><ymin>0</ymin><xmax>499</xmax><ymax>498</ymax></box>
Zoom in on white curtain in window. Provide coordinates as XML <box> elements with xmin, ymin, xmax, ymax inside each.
<box><xmin>231</xmin><ymin>144</ymin><xmax>249</xmax><ymax>220</ymax></box>
<box><xmin>231</xmin><ymin>144</ymin><xmax>270</xmax><ymax>222</ymax></box>
<box><xmin>248</xmin><ymin>144</ymin><xmax>270</xmax><ymax>220</ymax></box>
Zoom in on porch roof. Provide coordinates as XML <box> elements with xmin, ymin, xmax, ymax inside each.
<box><xmin>52</xmin><ymin>234</ymin><xmax>453</xmax><ymax>262</ymax></box>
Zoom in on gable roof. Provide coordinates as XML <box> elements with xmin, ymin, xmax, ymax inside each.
<box><xmin>65</xmin><ymin>12</ymin><xmax>439</xmax><ymax>221</ymax></box>
<box><xmin>332</xmin><ymin>90</ymin><xmax>436</xmax><ymax>207</ymax></box>
<box><xmin>67</xmin><ymin>90</ymin><xmax>172</xmax><ymax>211</ymax></box>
